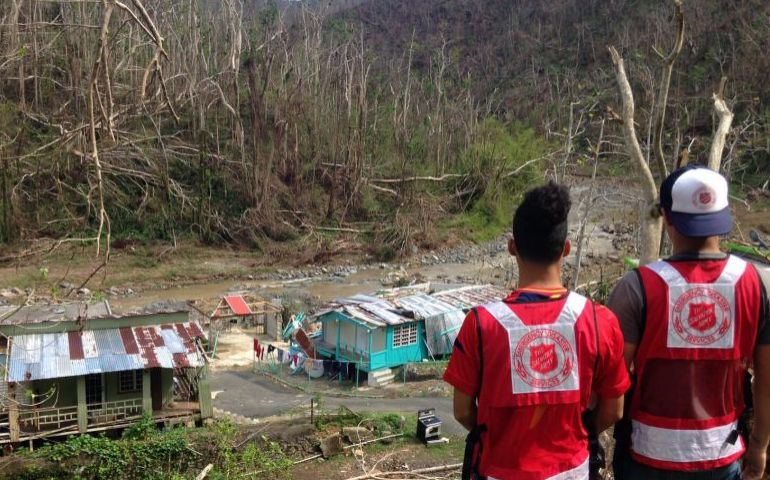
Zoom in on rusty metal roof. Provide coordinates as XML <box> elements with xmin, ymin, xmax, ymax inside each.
<box><xmin>7</xmin><ymin>322</ymin><xmax>206</xmax><ymax>382</ymax></box>
<box><xmin>0</xmin><ymin>301</ymin><xmax>112</xmax><ymax>326</ymax></box>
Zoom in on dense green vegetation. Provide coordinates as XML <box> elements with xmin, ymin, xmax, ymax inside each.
<box><xmin>4</xmin><ymin>411</ymin><xmax>430</xmax><ymax>480</ymax></box>
<box><xmin>10</xmin><ymin>416</ymin><xmax>293</xmax><ymax>480</ymax></box>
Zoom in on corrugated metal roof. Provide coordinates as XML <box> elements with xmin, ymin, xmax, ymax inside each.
<box><xmin>224</xmin><ymin>295</ymin><xmax>252</xmax><ymax>316</ymax></box>
<box><xmin>314</xmin><ymin>285</ymin><xmax>506</xmax><ymax>330</ymax></box>
<box><xmin>315</xmin><ymin>295</ymin><xmax>415</xmax><ymax>328</ymax></box>
<box><xmin>394</xmin><ymin>294</ymin><xmax>459</xmax><ymax>318</ymax></box>
<box><xmin>0</xmin><ymin>301</ymin><xmax>112</xmax><ymax>325</ymax></box>
<box><xmin>7</xmin><ymin>322</ymin><xmax>206</xmax><ymax>382</ymax></box>
<box><xmin>432</xmin><ymin>285</ymin><xmax>507</xmax><ymax>310</ymax></box>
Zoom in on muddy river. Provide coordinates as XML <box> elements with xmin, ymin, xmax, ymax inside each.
<box><xmin>110</xmin><ymin>257</ymin><xmax>514</xmax><ymax>311</ymax></box>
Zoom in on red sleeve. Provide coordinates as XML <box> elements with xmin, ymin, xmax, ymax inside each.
<box><xmin>443</xmin><ymin>310</ymin><xmax>481</xmax><ymax>397</ymax></box>
<box><xmin>592</xmin><ymin>305</ymin><xmax>631</xmax><ymax>399</ymax></box>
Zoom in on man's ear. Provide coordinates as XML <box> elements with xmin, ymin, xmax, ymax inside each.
<box><xmin>562</xmin><ymin>239</ymin><xmax>571</xmax><ymax>258</ymax></box>
<box><xmin>508</xmin><ymin>237</ymin><xmax>518</xmax><ymax>257</ymax></box>
<box><xmin>661</xmin><ymin>208</ymin><xmax>674</xmax><ymax>226</ymax></box>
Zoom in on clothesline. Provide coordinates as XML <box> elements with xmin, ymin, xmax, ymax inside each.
<box><xmin>253</xmin><ymin>338</ymin><xmax>361</xmax><ymax>370</ymax></box>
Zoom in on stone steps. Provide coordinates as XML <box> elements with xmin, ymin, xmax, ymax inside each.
<box><xmin>367</xmin><ymin>368</ymin><xmax>395</xmax><ymax>387</ymax></box>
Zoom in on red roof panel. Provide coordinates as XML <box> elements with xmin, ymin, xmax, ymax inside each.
<box><xmin>120</xmin><ymin>327</ymin><xmax>139</xmax><ymax>354</ymax></box>
<box><xmin>187</xmin><ymin>322</ymin><xmax>205</xmax><ymax>338</ymax></box>
<box><xmin>224</xmin><ymin>295</ymin><xmax>252</xmax><ymax>316</ymax></box>
<box><xmin>134</xmin><ymin>327</ymin><xmax>160</xmax><ymax>368</ymax></box>
<box><xmin>172</xmin><ymin>352</ymin><xmax>190</xmax><ymax>368</ymax></box>
<box><xmin>68</xmin><ymin>331</ymin><xmax>84</xmax><ymax>360</ymax></box>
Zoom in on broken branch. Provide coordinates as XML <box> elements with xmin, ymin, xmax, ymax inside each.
<box><xmin>708</xmin><ymin>77</ymin><xmax>734</xmax><ymax>172</ymax></box>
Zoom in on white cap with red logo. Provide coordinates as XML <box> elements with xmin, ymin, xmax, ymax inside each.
<box><xmin>660</xmin><ymin>166</ymin><xmax>732</xmax><ymax>237</ymax></box>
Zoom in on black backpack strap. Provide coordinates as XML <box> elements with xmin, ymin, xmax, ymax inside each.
<box><xmin>586</xmin><ymin>300</ymin><xmax>604</xmax><ymax>479</ymax></box>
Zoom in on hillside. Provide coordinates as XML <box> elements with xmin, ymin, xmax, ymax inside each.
<box><xmin>0</xmin><ymin>0</ymin><xmax>767</xmax><ymax>260</ymax></box>
<box><xmin>336</xmin><ymin>0</ymin><xmax>770</xmax><ymax>131</ymax></box>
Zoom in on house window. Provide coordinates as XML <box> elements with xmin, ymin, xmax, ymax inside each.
<box><xmin>392</xmin><ymin>324</ymin><xmax>418</xmax><ymax>348</ymax></box>
<box><xmin>119</xmin><ymin>370</ymin><xmax>143</xmax><ymax>393</ymax></box>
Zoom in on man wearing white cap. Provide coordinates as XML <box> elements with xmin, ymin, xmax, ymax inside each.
<box><xmin>608</xmin><ymin>165</ymin><xmax>770</xmax><ymax>480</ymax></box>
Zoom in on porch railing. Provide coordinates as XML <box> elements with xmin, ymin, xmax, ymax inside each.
<box><xmin>87</xmin><ymin>398</ymin><xmax>143</xmax><ymax>425</ymax></box>
<box><xmin>18</xmin><ymin>398</ymin><xmax>144</xmax><ymax>431</ymax></box>
<box><xmin>19</xmin><ymin>405</ymin><xmax>79</xmax><ymax>430</ymax></box>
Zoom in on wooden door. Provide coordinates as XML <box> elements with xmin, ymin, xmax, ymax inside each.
<box><xmin>85</xmin><ymin>374</ymin><xmax>104</xmax><ymax>411</ymax></box>
<box><xmin>150</xmin><ymin>368</ymin><xmax>163</xmax><ymax>411</ymax></box>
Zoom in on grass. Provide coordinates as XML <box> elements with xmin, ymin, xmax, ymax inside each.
<box><xmin>439</xmin><ymin>208</ymin><xmax>508</xmax><ymax>244</ymax></box>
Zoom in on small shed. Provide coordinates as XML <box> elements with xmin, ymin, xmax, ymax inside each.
<box><xmin>210</xmin><ymin>294</ymin><xmax>282</xmax><ymax>338</ymax></box>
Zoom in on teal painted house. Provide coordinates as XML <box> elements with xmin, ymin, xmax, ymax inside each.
<box><xmin>313</xmin><ymin>295</ymin><xmax>428</xmax><ymax>373</ymax></box>
<box><xmin>312</xmin><ymin>285</ymin><xmax>507</xmax><ymax>376</ymax></box>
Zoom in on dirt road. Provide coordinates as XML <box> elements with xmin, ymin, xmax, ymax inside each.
<box><xmin>209</xmin><ymin>370</ymin><xmax>465</xmax><ymax>435</ymax></box>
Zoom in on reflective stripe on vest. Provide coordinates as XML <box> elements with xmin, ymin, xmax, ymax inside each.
<box><xmin>631</xmin><ymin>255</ymin><xmax>748</xmax><ymax>467</ymax></box>
<box><xmin>631</xmin><ymin>419</ymin><xmax>743</xmax><ymax>464</ymax></box>
<box><xmin>646</xmin><ymin>255</ymin><xmax>746</xmax><ymax>349</ymax></box>
<box><xmin>485</xmin><ymin>292</ymin><xmax>587</xmax><ymax>396</ymax></box>
<box><xmin>487</xmin><ymin>457</ymin><xmax>589</xmax><ymax>480</ymax></box>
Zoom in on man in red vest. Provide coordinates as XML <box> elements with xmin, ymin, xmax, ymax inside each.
<box><xmin>444</xmin><ymin>182</ymin><xmax>630</xmax><ymax>479</ymax></box>
<box><xmin>608</xmin><ymin>165</ymin><xmax>770</xmax><ymax>480</ymax></box>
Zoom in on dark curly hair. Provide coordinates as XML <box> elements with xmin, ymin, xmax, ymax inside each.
<box><xmin>512</xmin><ymin>181</ymin><xmax>571</xmax><ymax>263</ymax></box>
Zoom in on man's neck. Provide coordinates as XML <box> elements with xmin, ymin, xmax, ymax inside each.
<box><xmin>671</xmin><ymin>235</ymin><xmax>722</xmax><ymax>256</ymax></box>
<box><xmin>516</xmin><ymin>262</ymin><xmax>565</xmax><ymax>290</ymax></box>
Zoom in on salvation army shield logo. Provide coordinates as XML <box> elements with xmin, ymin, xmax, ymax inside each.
<box><xmin>514</xmin><ymin>329</ymin><xmax>574</xmax><ymax>389</ymax></box>
<box><xmin>529</xmin><ymin>344</ymin><xmax>557</xmax><ymax>374</ymax></box>
<box><xmin>692</xmin><ymin>186</ymin><xmax>717</xmax><ymax>210</ymax></box>
<box><xmin>688</xmin><ymin>302</ymin><xmax>716</xmax><ymax>332</ymax></box>
<box><xmin>672</xmin><ymin>287</ymin><xmax>731</xmax><ymax>346</ymax></box>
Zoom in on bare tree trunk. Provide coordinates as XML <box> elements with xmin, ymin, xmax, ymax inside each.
<box><xmin>609</xmin><ymin>47</ymin><xmax>663</xmax><ymax>265</ymax></box>
<box><xmin>708</xmin><ymin>78</ymin><xmax>734</xmax><ymax>172</ymax></box>
<box><xmin>652</xmin><ymin>0</ymin><xmax>685</xmax><ymax>179</ymax></box>
<box><xmin>89</xmin><ymin>1</ymin><xmax>114</xmax><ymax>259</ymax></box>
<box><xmin>561</xmin><ymin>102</ymin><xmax>576</xmax><ymax>182</ymax></box>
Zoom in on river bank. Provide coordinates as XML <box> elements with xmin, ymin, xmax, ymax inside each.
<box><xmin>1</xmin><ymin>176</ymin><xmax>766</xmax><ymax>312</ymax></box>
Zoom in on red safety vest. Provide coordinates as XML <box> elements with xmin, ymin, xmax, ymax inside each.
<box><xmin>631</xmin><ymin>255</ymin><xmax>761</xmax><ymax>471</ymax></box>
<box><xmin>477</xmin><ymin>292</ymin><xmax>597</xmax><ymax>480</ymax></box>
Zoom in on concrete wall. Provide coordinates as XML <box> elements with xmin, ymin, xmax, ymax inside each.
<box><xmin>265</xmin><ymin>313</ymin><xmax>282</xmax><ymax>340</ymax></box>
<box><xmin>104</xmin><ymin>370</ymin><xmax>144</xmax><ymax>404</ymax></box>
<box><xmin>29</xmin><ymin>376</ymin><xmax>78</xmax><ymax>408</ymax></box>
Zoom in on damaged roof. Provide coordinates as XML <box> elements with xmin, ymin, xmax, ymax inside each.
<box><xmin>314</xmin><ymin>284</ymin><xmax>507</xmax><ymax>328</ymax></box>
<box><xmin>315</xmin><ymin>295</ymin><xmax>415</xmax><ymax>328</ymax></box>
<box><xmin>0</xmin><ymin>301</ymin><xmax>112</xmax><ymax>326</ymax></box>
<box><xmin>432</xmin><ymin>285</ymin><xmax>508</xmax><ymax>310</ymax></box>
<box><xmin>6</xmin><ymin>322</ymin><xmax>206</xmax><ymax>382</ymax></box>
